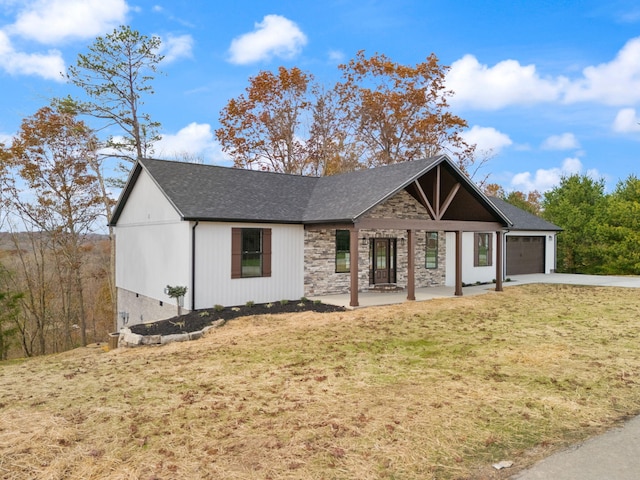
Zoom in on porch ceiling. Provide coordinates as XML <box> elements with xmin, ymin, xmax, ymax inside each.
<box><xmin>406</xmin><ymin>162</ymin><xmax>503</xmax><ymax>223</ymax></box>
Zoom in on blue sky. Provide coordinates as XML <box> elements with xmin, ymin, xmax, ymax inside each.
<box><xmin>2</xmin><ymin>0</ymin><xmax>640</xmax><ymax>194</ymax></box>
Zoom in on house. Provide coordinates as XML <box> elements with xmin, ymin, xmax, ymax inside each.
<box><xmin>109</xmin><ymin>155</ymin><xmax>560</xmax><ymax>328</ymax></box>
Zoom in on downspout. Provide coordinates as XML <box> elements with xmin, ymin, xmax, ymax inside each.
<box><xmin>191</xmin><ymin>221</ymin><xmax>199</xmax><ymax>311</ymax></box>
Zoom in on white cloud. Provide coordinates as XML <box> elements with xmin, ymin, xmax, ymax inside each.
<box><xmin>446</xmin><ymin>54</ymin><xmax>565</xmax><ymax>110</ymax></box>
<box><xmin>227</xmin><ymin>14</ymin><xmax>307</xmax><ymax>65</ymax></box>
<box><xmin>0</xmin><ymin>30</ymin><xmax>65</xmax><ymax>80</ymax></box>
<box><xmin>613</xmin><ymin>107</ymin><xmax>640</xmax><ymax>132</ymax></box>
<box><xmin>8</xmin><ymin>0</ymin><xmax>129</xmax><ymax>44</ymax></box>
<box><xmin>160</xmin><ymin>33</ymin><xmax>193</xmax><ymax>63</ymax></box>
<box><xmin>154</xmin><ymin>123</ymin><xmax>227</xmax><ymax>163</ymax></box>
<box><xmin>461</xmin><ymin>125</ymin><xmax>513</xmax><ymax>154</ymax></box>
<box><xmin>541</xmin><ymin>133</ymin><xmax>580</xmax><ymax>150</ymax></box>
<box><xmin>447</xmin><ymin>36</ymin><xmax>640</xmax><ymax>110</ymax></box>
<box><xmin>510</xmin><ymin>157</ymin><xmax>588</xmax><ymax>192</ymax></box>
<box><xmin>564</xmin><ymin>37</ymin><xmax>640</xmax><ymax>105</ymax></box>
<box><xmin>328</xmin><ymin>50</ymin><xmax>345</xmax><ymax>63</ymax></box>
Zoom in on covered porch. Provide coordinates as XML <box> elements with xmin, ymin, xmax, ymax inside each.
<box><xmin>347</xmin><ymin>225</ymin><xmax>506</xmax><ymax>307</ymax></box>
<box><xmin>343</xmin><ymin>160</ymin><xmax>510</xmax><ymax>307</ymax></box>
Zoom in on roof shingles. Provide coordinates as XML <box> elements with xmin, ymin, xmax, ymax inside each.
<box><xmin>112</xmin><ymin>157</ymin><xmax>552</xmax><ymax>231</ymax></box>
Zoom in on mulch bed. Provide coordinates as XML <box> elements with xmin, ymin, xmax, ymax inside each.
<box><xmin>129</xmin><ymin>300</ymin><xmax>345</xmax><ymax>336</ymax></box>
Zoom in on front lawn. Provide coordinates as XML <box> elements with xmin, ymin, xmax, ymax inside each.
<box><xmin>1</xmin><ymin>283</ymin><xmax>639</xmax><ymax>479</ymax></box>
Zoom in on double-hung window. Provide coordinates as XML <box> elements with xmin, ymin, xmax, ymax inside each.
<box><xmin>231</xmin><ymin>228</ymin><xmax>272</xmax><ymax>278</ymax></box>
<box><xmin>474</xmin><ymin>232</ymin><xmax>492</xmax><ymax>267</ymax></box>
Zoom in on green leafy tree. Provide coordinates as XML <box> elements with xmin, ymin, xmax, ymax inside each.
<box><xmin>542</xmin><ymin>175</ymin><xmax>606</xmax><ymax>273</ymax></box>
<box><xmin>597</xmin><ymin>175</ymin><xmax>640</xmax><ymax>274</ymax></box>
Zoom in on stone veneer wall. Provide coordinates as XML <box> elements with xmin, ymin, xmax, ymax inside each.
<box><xmin>116</xmin><ymin>287</ymin><xmax>191</xmax><ymax>330</ymax></box>
<box><xmin>304</xmin><ymin>190</ymin><xmax>447</xmax><ymax>296</ymax></box>
<box><xmin>304</xmin><ymin>226</ymin><xmax>365</xmax><ymax>296</ymax></box>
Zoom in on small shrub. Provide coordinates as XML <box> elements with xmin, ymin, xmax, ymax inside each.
<box><xmin>214</xmin><ymin>304</ymin><xmax>224</xmax><ymax>312</ymax></box>
<box><xmin>313</xmin><ymin>300</ymin><xmax>322</xmax><ymax>305</ymax></box>
<box><xmin>266</xmin><ymin>303</ymin><xmax>273</xmax><ymax>308</ymax></box>
<box><xmin>297</xmin><ymin>302</ymin><xmax>306</xmax><ymax>307</ymax></box>
<box><xmin>300</xmin><ymin>297</ymin><xmax>309</xmax><ymax>303</ymax></box>
<box><xmin>231</xmin><ymin>307</ymin><xmax>240</xmax><ymax>312</ymax></box>
<box><xmin>198</xmin><ymin>311</ymin><xmax>210</xmax><ymax>317</ymax></box>
<box><xmin>279</xmin><ymin>299</ymin><xmax>289</xmax><ymax>305</ymax></box>
<box><xmin>245</xmin><ymin>301</ymin><xmax>255</xmax><ymax>308</ymax></box>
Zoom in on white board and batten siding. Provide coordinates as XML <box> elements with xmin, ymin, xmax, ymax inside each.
<box><xmin>194</xmin><ymin>222</ymin><xmax>305</xmax><ymax>309</ymax></box>
<box><xmin>444</xmin><ymin>231</ymin><xmax>498</xmax><ymax>286</ymax></box>
<box><xmin>114</xmin><ymin>168</ymin><xmax>191</xmax><ymax>304</ymax></box>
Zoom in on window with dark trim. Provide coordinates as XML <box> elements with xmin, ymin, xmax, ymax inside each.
<box><xmin>335</xmin><ymin>230</ymin><xmax>350</xmax><ymax>273</ymax></box>
<box><xmin>474</xmin><ymin>232</ymin><xmax>492</xmax><ymax>267</ymax></box>
<box><xmin>425</xmin><ymin>232</ymin><xmax>438</xmax><ymax>269</ymax></box>
<box><xmin>231</xmin><ymin>228</ymin><xmax>272</xmax><ymax>278</ymax></box>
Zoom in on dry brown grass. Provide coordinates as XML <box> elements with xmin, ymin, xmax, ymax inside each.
<box><xmin>1</xmin><ymin>283</ymin><xmax>640</xmax><ymax>480</ymax></box>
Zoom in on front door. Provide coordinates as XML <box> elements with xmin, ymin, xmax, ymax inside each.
<box><xmin>372</xmin><ymin>238</ymin><xmax>396</xmax><ymax>284</ymax></box>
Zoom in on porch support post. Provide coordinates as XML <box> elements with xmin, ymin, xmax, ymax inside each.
<box><xmin>455</xmin><ymin>230</ymin><xmax>463</xmax><ymax>296</ymax></box>
<box><xmin>495</xmin><ymin>231</ymin><xmax>503</xmax><ymax>292</ymax></box>
<box><xmin>349</xmin><ymin>228</ymin><xmax>359</xmax><ymax>307</ymax></box>
<box><xmin>407</xmin><ymin>229</ymin><xmax>416</xmax><ymax>301</ymax></box>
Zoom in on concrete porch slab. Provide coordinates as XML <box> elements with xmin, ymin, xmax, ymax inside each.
<box><xmin>309</xmin><ymin>273</ymin><xmax>640</xmax><ymax>309</ymax></box>
<box><xmin>309</xmin><ymin>282</ymin><xmax>498</xmax><ymax>309</ymax></box>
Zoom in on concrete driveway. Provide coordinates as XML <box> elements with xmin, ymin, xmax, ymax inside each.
<box><xmin>510</xmin><ymin>272</ymin><xmax>640</xmax><ymax>288</ymax></box>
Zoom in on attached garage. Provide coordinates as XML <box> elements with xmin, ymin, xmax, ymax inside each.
<box><xmin>506</xmin><ymin>236</ymin><xmax>545</xmax><ymax>275</ymax></box>
<box><xmin>488</xmin><ymin>196</ymin><xmax>562</xmax><ymax>277</ymax></box>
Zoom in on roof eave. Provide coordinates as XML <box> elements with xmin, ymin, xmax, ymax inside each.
<box><xmin>109</xmin><ymin>159</ymin><xmax>186</xmax><ymax>227</ymax></box>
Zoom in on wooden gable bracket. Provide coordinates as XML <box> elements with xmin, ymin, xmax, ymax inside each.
<box><xmin>439</xmin><ymin>182</ymin><xmax>461</xmax><ymax>219</ymax></box>
<box><xmin>414</xmin><ymin>164</ymin><xmax>461</xmax><ymax>221</ymax></box>
<box><xmin>413</xmin><ymin>179</ymin><xmax>436</xmax><ymax>219</ymax></box>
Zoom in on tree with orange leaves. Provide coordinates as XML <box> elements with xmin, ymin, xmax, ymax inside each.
<box><xmin>335</xmin><ymin>51</ymin><xmax>475</xmax><ymax>170</ymax></box>
<box><xmin>216</xmin><ymin>66</ymin><xmax>312</xmax><ymax>174</ymax></box>
<box><xmin>216</xmin><ymin>52</ymin><xmax>476</xmax><ymax>175</ymax></box>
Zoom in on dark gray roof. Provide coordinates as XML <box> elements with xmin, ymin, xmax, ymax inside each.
<box><xmin>302</xmin><ymin>157</ymin><xmax>442</xmax><ymax>222</ymax></box>
<box><xmin>136</xmin><ymin>158</ymin><xmax>315</xmax><ymax>222</ymax></box>
<box><xmin>488</xmin><ymin>196</ymin><xmax>562</xmax><ymax>231</ymax></box>
<box><xmin>109</xmin><ymin>156</ymin><xmax>513</xmax><ymax>226</ymax></box>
